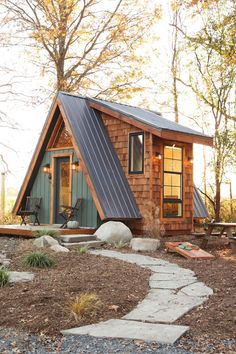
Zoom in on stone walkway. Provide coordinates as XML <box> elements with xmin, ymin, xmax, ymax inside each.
<box><xmin>62</xmin><ymin>250</ymin><xmax>213</xmax><ymax>345</ymax></box>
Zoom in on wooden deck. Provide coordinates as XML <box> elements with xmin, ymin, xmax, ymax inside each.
<box><xmin>0</xmin><ymin>224</ymin><xmax>96</xmax><ymax>237</ymax></box>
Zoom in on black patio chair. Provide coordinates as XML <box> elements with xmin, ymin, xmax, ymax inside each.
<box><xmin>17</xmin><ymin>197</ymin><xmax>41</xmax><ymax>226</ymax></box>
<box><xmin>59</xmin><ymin>198</ymin><xmax>82</xmax><ymax>228</ymax></box>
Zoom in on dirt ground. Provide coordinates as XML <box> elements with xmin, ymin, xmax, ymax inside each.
<box><xmin>0</xmin><ymin>238</ymin><xmax>150</xmax><ymax>335</ymax></box>
<box><xmin>0</xmin><ymin>235</ymin><xmax>235</xmax><ymax>353</ymax></box>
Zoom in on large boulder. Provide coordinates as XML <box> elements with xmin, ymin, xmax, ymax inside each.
<box><xmin>33</xmin><ymin>235</ymin><xmax>59</xmax><ymax>248</ymax></box>
<box><xmin>50</xmin><ymin>244</ymin><xmax>69</xmax><ymax>253</ymax></box>
<box><xmin>95</xmin><ymin>221</ymin><xmax>132</xmax><ymax>243</ymax></box>
<box><xmin>130</xmin><ymin>238</ymin><xmax>161</xmax><ymax>252</ymax></box>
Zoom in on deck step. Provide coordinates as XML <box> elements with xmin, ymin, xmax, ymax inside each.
<box><xmin>60</xmin><ymin>234</ymin><xmax>97</xmax><ymax>243</ymax></box>
<box><xmin>61</xmin><ymin>240</ymin><xmax>104</xmax><ymax>249</ymax></box>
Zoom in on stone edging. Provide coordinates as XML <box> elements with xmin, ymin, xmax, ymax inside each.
<box><xmin>62</xmin><ymin>250</ymin><xmax>213</xmax><ymax>344</ymax></box>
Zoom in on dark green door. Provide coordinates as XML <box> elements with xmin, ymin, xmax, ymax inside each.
<box><xmin>54</xmin><ymin>157</ymin><xmax>70</xmax><ymax>223</ymax></box>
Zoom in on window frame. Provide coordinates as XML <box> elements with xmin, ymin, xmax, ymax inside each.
<box><xmin>128</xmin><ymin>131</ymin><xmax>144</xmax><ymax>174</ymax></box>
<box><xmin>163</xmin><ymin>145</ymin><xmax>183</xmax><ymax>218</ymax></box>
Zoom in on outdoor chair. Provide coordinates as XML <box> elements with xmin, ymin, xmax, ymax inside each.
<box><xmin>59</xmin><ymin>198</ymin><xmax>82</xmax><ymax>228</ymax></box>
<box><xmin>17</xmin><ymin>197</ymin><xmax>41</xmax><ymax>226</ymax></box>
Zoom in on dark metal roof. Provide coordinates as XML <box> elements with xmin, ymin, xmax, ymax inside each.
<box><xmin>193</xmin><ymin>187</ymin><xmax>208</xmax><ymax>218</ymax></box>
<box><xmin>58</xmin><ymin>92</ymin><xmax>141</xmax><ymax>220</ymax></box>
<box><xmin>89</xmin><ymin>98</ymin><xmax>211</xmax><ymax>139</ymax></box>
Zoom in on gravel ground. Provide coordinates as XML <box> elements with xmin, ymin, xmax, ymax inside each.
<box><xmin>0</xmin><ymin>327</ymin><xmax>235</xmax><ymax>354</ymax></box>
<box><xmin>0</xmin><ymin>327</ymin><xmax>193</xmax><ymax>354</ymax></box>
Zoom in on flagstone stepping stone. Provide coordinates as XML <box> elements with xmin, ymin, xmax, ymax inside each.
<box><xmin>90</xmin><ymin>250</ymin><xmax>170</xmax><ymax>266</ymax></box>
<box><xmin>146</xmin><ymin>265</ymin><xmax>195</xmax><ymax>276</ymax></box>
<box><xmin>62</xmin><ymin>319</ymin><xmax>189</xmax><ymax>345</ymax></box>
<box><xmin>9</xmin><ymin>271</ymin><xmax>34</xmax><ymax>283</ymax></box>
<box><xmin>180</xmin><ymin>282</ymin><xmax>213</xmax><ymax>297</ymax></box>
<box><xmin>123</xmin><ymin>288</ymin><xmax>208</xmax><ymax>323</ymax></box>
<box><xmin>149</xmin><ymin>278</ymin><xmax>197</xmax><ymax>290</ymax></box>
<box><xmin>63</xmin><ymin>249</ymin><xmax>213</xmax><ymax>344</ymax></box>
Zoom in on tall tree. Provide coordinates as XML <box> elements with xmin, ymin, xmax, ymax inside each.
<box><xmin>177</xmin><ymin>0</ymin><xmax>236</xmax><ymax>220</ymax></box>
<box><xmin>3</xmin><ymin>0</ymin><xmax>161</xmax><ymax>100</ymax></box>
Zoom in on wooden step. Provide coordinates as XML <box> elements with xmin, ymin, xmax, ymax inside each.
<box><xmin>60</xmin><ymin>234</ymin><xmax>97</xmax><ymax>243</ymax></box>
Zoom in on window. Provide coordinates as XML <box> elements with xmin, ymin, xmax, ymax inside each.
<box><xmin>163</xmin><ymin>145</ymin><xmax>183</xmax><ymax>217</ymax></box>
<box><xmin>129</xmin><ymin>132</ymin><xmax>144</xmax><ymax>174</ymax></box>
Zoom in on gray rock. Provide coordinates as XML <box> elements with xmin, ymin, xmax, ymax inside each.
<box><xmin>67</xmin><ymin>221</ymin><xmax>80</xmax><ymax>229</ymax></box>
<box><xmin>50</xmin><ymin>244</ymin><xmax>69</xmax><ymax>253</ymax></box>
<box><xmin>33</xmin><ymin>235</ymin><xmax>59</xmax><ymax>248</ymax></box>
<box><xmin>94</xmin><ymin>222</ymin><xmax>132</xmax><ymax>243</ymax></box>
<box><xmin>130</xmin><ymin>238</ymin><xmax>161</xmax><ymax>252</ymax></box>
<box><xmin>9</xmin><ymin>271</ymin><xmax>34</xmax><ymax>283</ymax></box>
<box><xmin>61</xmin><ymin>319</ymin><xmax>189</xmax><ymax>345</ymax></box>
<box><xmin>180</xmin><ymin>282</ymin><xmax>213</xmax><ymax>297</ymax></box>
<box><xmin>149</xmin><ymin>278</ymin><xmax>197</xmax><ymax>290</ymax></box>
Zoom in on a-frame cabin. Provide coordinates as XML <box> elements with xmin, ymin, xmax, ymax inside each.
<box><xmin>13</xmin><ymin>92</ymin><xmax>212</xmax><ymax>235</ymax></box>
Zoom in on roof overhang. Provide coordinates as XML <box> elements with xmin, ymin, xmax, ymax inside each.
<box><xmin>89</xmin><ymin>101</ymin><xmax>213</xmax><ymax>147</ymax></box>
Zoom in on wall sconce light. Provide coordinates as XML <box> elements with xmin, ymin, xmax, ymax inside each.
<box><xmin>72</xmin><ymin>160</ymin><xmax>80</xmax><ymax>171</ymax></box>
<box><xmin>42</xmin><ymin>163</ymin><xmax>51</xmax><ymax>179</ymax></box>
<box><xmin>188</xmin><ymin>157</ymin><xmax>194</xmax><ymax>164</ymax></box>
<box><xmin>155</xmin><ymin>152</ymin><xmax>162</xmax><ymax>160</ymax></box>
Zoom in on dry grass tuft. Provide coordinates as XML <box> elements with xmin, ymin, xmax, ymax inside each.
<box><xmin>69</xmin><ymin>292</ymin><xmax>102</xmax><ymax>322</ymax></box>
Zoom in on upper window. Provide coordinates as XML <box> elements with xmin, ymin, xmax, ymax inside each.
<box><xmin>49</xmin><ymin>121</ymin><xmax>73</xmax><ymax>149</ymax></box>
<box><xmin>163</xmin><ymin>145</ymin><xmax>183</xmax><ymax>218</ymax></box>
<box><xmin>128</xmin><ymin>132</ymin><xmax>144</xmax><ymax>174</ymax></box>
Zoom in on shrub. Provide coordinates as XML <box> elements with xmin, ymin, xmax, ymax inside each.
<box><xmin>69</xmin><ymin>293</ymin><xmax>102</xmax><ymax>322</ymax></box>
<box><xmin>113</xmin><ymin>240</ymin><xmax>128</xmax><ymax>249</ymax></box>
<box><xmin>34</xmin><ymin>229</ymin><xmax>59</xmax><ymax>238</ymax></box>
<box><xmin>23</xmin><ymin>251</ymin><xmax>55</xmax><ymax>268</ymax></box>
<box><xmin>78</xmin><ymin>246</ymin><xmax>89</xmax><ymax>254</ymax></box>
<box><xmin>0</xmin><ymin>268</ymin><xmax>10</xmax><ymax>287</ymax></box>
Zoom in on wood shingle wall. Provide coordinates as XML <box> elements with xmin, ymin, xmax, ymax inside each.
<box><xmin>102</xmin><ymin>113</ymin><xmax>194</xmax><ymax>235</ymax></box>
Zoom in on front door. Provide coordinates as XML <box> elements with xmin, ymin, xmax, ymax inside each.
<box><xmin>54</xmin><ymin>157</ymin><xmax>71</xmax><ymax>223</ymax></box>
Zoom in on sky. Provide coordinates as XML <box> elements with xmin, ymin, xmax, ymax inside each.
<box><xmin>0</xmin><ymin>0</ymin><xmax>235</xmax><ymax>200</ymax></box>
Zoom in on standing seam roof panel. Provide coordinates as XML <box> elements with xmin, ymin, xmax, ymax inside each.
<box><xmin>193</xmin><ymin>187</ymin><xmax>209</xmax><ymax>218</ymax></box>
<box><xmin>58</xmin><ymin>92</ymin><xmax>141</xmax><ymax>219</ymax></box>
<box><xmin>89</xmin><ymin>98</ymin><xmax>212</xmax><ymax>139</ymax></box>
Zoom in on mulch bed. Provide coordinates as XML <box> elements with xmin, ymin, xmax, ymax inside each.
<box><xmin>0</xmin><ymin>235</ymin><xmax>235</xmax><ymax>353</ymax></box>
<box><xmin>117</xmin><ymin>236</ymin><xmax>236</xmax><ymax>353</ymax></box>
<box><xmin>0</xmin><ymin>238</ymin><xmax>150</xmax><ymax>336</ymax></box>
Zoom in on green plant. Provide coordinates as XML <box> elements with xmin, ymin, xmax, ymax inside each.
<box><xmin>78</xmin><ymin>246</ymin><xmax>89</xmax><ymax>254</ymax></box>
<box><xmin>34</xmin><ymin>229</ymin><xmax>59</xmax><ymax>238</ymax></box>
<box><xmin>0</xmin><ymin>268</ymin><xmax>10</xmax><ymax>287</ymax></box>
<box><xmin>69</xmin><ymin>293</ymin><xmax>102</xmax><ymax>322</ymax></box>
<box><xmin>23</xmin><ymin>251</ymin><xmax>55</xmax><ymax>268</ymax></box>
<box><xmin>113</xmin><ymin>240</ymin><xmax>128</xmax><ymax>249</ymax></box>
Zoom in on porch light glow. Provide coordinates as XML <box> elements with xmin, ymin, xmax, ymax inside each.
<box><xmin>72</xmin><ymin>160</ymin><xmax>80</xmax><ymax>171</ymax></box>
<box><xmin>155</xmin><ymin>152</ymin><xmax>162</xmax><ymax>160</ymax></box>
<box><xmin>188</xmin><ymin>157</ymin><xmax>194</xmax><ymax>164</ymax></box>
<box><xmin>42</xmin><ymin>163</ymin><xmax>51</xmax><ymax>179</ymax></box>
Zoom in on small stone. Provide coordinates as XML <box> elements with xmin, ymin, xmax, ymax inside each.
<box><xmin>50</xmin><ymin>244</ymin><xmax>69</xmax><ymax>253</ymax></box>
<box><xmin>130</xmin><ymin>238</ymin><xmax>161</xmax><ymax>252</ymax></box>
<box><xmin>67</xmin><ymin>221</ymin><xmax>80</xmax><ymax>229</ymax></box>
<box><xmin>9</xmin><ymin>271</ymin><xmax>34</xmax><ymax>283</ymax></box>
<box><xmin>180</xmin><ymin>282</ymin><xmax>213</xmax><ymax>297</ymax></box>
<box><xmin>33</xmin><ymin>235</ymin><xmax>59</xmax><ymax>248</ymax></box>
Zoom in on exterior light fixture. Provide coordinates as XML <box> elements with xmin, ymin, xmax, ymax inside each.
<box><xmin>188</xmin><ymin>157</ymin><xmax>194</xmax><ymax>164</ymax></box>
<box><xmin>155</xmin><ymin>152</ymin><xmax>162</xmax><ymax>160</ymax></box>
<box><xmin>42</xmin><ymin>163</ymin><xmax>51</xmax><ymax>179</ymax></box>
<box><xmin>72</xmin><ymin>160</ymin><xmax>80</xmax><ymax>171</ymax></box>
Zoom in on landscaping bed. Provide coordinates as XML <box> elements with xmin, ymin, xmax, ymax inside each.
<box><xmin>118</xmin><ymin>237</ymin><xmax>236</xmax><ymax>354</ymax></box>
<box><xmin>0</xmin><ymin>237</ymin><xmax>150</xmax><ymax>336</ymax></box>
